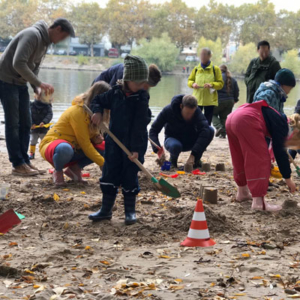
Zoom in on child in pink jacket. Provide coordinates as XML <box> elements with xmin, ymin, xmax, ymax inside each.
<box><xmin>226</xmin><ymin>100</ymin><xmax>296</xmax><ymax>211</ymax></box>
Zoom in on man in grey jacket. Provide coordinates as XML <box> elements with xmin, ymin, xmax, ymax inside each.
<box><xmin>0</xmin><ymin>18</ymin><xmax>74</xmax><ymax>176</ymax></box>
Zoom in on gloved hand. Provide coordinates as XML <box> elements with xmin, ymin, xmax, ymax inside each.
<box><xmin>184</xmin><ymin>154</ymin><xmax>195</xmax><ymax>173</ymax></box>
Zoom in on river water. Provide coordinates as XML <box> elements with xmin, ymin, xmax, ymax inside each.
<box><xmin>0</xmin><ymin>69</ymin><xmax>299</xmax><ymax>124</ymax></box>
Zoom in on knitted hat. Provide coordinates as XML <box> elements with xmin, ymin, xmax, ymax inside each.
<box><xmin>275</xmin><ymin>68</ymin><xmax>296</xmax><ymax>87</ymax></box>
<box><xmin>123</xmin><ymin>55</ymin><xmax>149</xmax><ymax>82</ymax></box>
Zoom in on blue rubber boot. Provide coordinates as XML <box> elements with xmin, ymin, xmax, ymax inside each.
<box><xmin>124</xmin><ymin>195</ymin><xmax>137</xmax><ymax>225</ymax></box>
<box><xmin>88</xmin><ymin>194</ymin><xmax>116</xmax><ymax>222</ymax></box>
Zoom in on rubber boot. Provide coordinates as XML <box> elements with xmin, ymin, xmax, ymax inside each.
<box><xmin>251</xmin><ymin>197</ymin><xmax>282</xmax><ymax>211</ymax></box>
<box><xmin>124</xmin><ymin>195</ymin><xmax>137</xmax><ymax>225</ymax></box>
<box><xmin>236</xmin><ymin>185</ymin><xmax>252</xmax><ymax>202</ymax></box>
<box><xmin>29</xmin><ymin>145</ymin><xmax>36</xmax><ymax>160</ymax></box>
<box><xmin>170</xmin><ymin>156</ymin><xmax>178</xmax><ymax>169</ymax></box>
<box><xmin>88</xmin><ymin>194</ymin><xmax>116</xmax><ymax>222</ymax></box>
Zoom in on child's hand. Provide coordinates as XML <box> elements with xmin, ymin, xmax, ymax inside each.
<box><xmin>192</xmin><ymin>83</ymin><xmax>200</xmax><ymax>89</ymax></box>
<box><xmin>92</xmin><ymin>113</ymin><xmax>102</xmax><ymax>126</ymax></box>
<box><xmin>286</xmin><ymin>178</ymin><xmax>296</xmax><ymax>193</ymax></box>
<box><xmin>203</xmin><ymin>83</ymin><xmax>213</xmax><ymax>88</ymax></box>
<box><xmin>31</xmin><ymin>124</ymin><xmax>36</xmax><ymax>129</ymax></box>
<box><xmin>39</xmin><ymin>122</ymin><xmax>44</xmax><ymax>127</ymax></box>
<box><xmin>128</xmin><ymin>152</ymin><xmax>139</xmax><ymax>162</ymax></box>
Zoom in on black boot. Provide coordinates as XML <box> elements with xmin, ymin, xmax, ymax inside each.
<box><xmin>170</xmin><ymin>156</ymin><xmax>178</xmax><ymax>169</ymax></box>
<box><xmin>193</xmin><ymin>159</ymin><xmax>202</xmax><ymax>169</ymax></box>
<box><xmin>124</xmin><ymin>195</ymin><xmax>137</xmax><ymax>225</ymax></box>
<box><xmin>88</xmin><ymin>194</ymin><xmax>116</xmax><ymax>222</ymax></box>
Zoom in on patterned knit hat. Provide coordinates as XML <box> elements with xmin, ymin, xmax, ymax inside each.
<box><xmin>275</xmin><ymin>68</ymin><xmax>296</xmax><ymax>87</ymax></box>
<box><xmin>123</xmin><ymin>55</ymin><xmax>149</xmax><ymax>82</ymax></box>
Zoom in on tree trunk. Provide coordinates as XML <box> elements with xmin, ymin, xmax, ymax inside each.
<box><xmin>90</xmin><ymin>43</ymin><xmax>94</xmax><ymax>57</ymax></box>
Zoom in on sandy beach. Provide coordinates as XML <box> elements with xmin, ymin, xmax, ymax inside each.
<box><xmin>0</xmin><ymin>136</ymin><xmax>300</xmax><ymax>300</ymax></box>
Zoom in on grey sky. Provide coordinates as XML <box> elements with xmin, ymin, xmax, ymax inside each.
<box><xmin>83</xmin><ymin>0</ymin><xmax>300</xmax><ymax>11</ymax></box>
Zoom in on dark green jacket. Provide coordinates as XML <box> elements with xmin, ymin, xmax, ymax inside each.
<box><xmin>244</xmin><ymin>55</ymin><xmax>281</xmax><ymax>103</ymax></box>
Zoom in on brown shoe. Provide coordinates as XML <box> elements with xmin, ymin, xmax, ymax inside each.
<box><xmin>12</xmin><ymin>164</ymin><xmax>39</xmax><ymax>177</ymax></box>
<box><xmin>27</xmin><ymin>163</ymin><xmax>46</xmax><ymax>174</ymax></box>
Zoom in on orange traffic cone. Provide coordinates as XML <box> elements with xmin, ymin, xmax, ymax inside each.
<box><xmin>181</xmin><ymin>199</ymin><xmax>216</xmax><ymax>247</ymax></box>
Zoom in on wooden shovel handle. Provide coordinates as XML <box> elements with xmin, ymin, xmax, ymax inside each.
<box><xmin>148</xmin><ymin>137</ymin><xmax>161</xmax><ymax>150</ymax></box>
<box><xmin>82</xmin><ymin>105</ymin><xmax>155</xmax><ymax>181</ymax></box>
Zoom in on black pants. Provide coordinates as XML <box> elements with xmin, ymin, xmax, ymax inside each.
<box><xmin>199</xmin><ymin>105</ymin><xmax>214</xmax><ymax>125</ymax></box>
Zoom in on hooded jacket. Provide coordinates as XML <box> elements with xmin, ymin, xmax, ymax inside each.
<box><xmin>253</xmin><ymin>80</ymin><xmax>286</xmax><ymax>113</ymax></box>
<box><xmin>39</xmin><ymin>95</ymin><xmax>105</xmax><ymax>167</ymax></box>
<box><xmin>92</xmin><ymin>63</ymin><xmax>124</xmax><ymax>87</ymax></box>
<box><xmin>244</xmin><ymin>55</ymin><xmax>281</xmax><ymax>103</ymax></box>
<box><xmin>217</xmin><ymin>73</ymin><xmax>239</xmax><ymax>102</ymax></box>
<box><xmin>188</xmin><ymin>62</ymin><xmax>224</xmax><ymax>106</ymax></box>
<box><xmin>31</xmin><ymin>99</ymin><xmax>53</xmax><ymax>134</ymax></box>
<box><xmin>149</xmin><ymin>95</ymin><xmax>212</xmax><ymax>157</ymax></box>
<box><xmin>0</xmin><ymin>21</ymin><xmax>51</xmax><ymax>87</ymax></box>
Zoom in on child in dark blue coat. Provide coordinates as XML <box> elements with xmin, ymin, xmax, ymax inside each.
<box><xmin>29</xmin><ymin>96</ymin><xmax>53</xmax><ymax>159</ymax></box>
<box><xmin>89</xmin><ymin>55</ymin><xmax>150</xmax><ymax>225</ymax></box>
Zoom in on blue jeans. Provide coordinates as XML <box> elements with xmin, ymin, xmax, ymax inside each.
<box><xmin>53</xmin><ymin>143</ymin><xmax>104</xmax><ymax>171</ymax></box>
<box><xmin>0</xmin><ymin>80</ymin><xmax>31</xmax><ymax>167</ymax></box>
<box><xmin>164</xmin><ymin>127</ymin><xmax>214</xmax><ymax>161</ymax></box>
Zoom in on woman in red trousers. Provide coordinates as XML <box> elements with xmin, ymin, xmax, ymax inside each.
<box><xmin>226</xmin><ymin>100</ymin><xmax>296</xmax><ymax>211</ymax></box>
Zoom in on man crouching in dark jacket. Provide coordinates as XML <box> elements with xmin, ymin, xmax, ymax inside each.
<box><xmin>149</xmin><ymin>95</ymin><xmax>214</xmax><ymax>171</ymax></box>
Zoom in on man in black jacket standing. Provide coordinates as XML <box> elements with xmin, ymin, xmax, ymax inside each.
<box><xmin>149</xmin><ymin>95</ymin><xmax>214</xmax><ymax>171</ymax></box>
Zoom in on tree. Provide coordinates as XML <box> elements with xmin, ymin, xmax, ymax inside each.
<box><xmin>70</xmin><ymin>2</ymin><xmax>106</xmax><ymax>57</ymax></box>
<box><xmin>105</xmin><ymin>0</ymin><xmax>152</xmax><ymax>49</ymax></box>
<box><xmin>155</xmin><ymin>0</ymin><xmax>196</xmax><ymax>49</ymax></box>
<box><xmin>0</xmin><ymin>0</ymin><xmax>39</xmax><ymax>38</ymax></box>
<box><xmin>197</xmin><ymin>37</ymin><xmax>223</xmax><ymax>66</ymax></box>
<box><xmin>237</xmin><ymin>0</ymin><xmax>276</xmax><ymax>45</ymax></box>
<box><xmin>131</xmin><ymin>33</ymin><xmax>179</xmax><ymax>72</ymax></box>
<box><xmin>195</xmin><ymin>0</ymin><xmax>237</xmax><ymax>46</ymax></box>
<box><xmin>229</xmin><ymin>43</ymin><xmax>257</xmax><ymax>74</ymax></box>
<box><xmin>36</xmin><ymin>0</ymin><xmax>69</xmax><ymax>24</ymax></box>
<box><xmin>281</xmin><ymin>49</ymin><xmax>300</xmax><ymax>76</ymax></box>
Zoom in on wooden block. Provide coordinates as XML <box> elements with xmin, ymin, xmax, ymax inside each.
<box><xmin>203</xmin><ymin>187</ymin><xmax>218</xmax><ymax>204</ymax></box>
<box><xmin>216</xmin><ymin>163</ymin><xmax>226</xmax><ymax>172</ymax></box>
<box><xmin>202</xmin><ymin>163</ymin><xmax>211</xmax><ymax>172</ymax></box>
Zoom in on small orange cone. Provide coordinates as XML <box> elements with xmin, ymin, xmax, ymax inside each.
<box><xmin>181</xmin><ymin>199</ymin><xmax>216</xmax><ymax>247</ymax></box>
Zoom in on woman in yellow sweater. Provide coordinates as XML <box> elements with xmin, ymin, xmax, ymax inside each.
<box><xmin>40</xmin><ymin>81</ymin><xmax>109</xmax><ymax>186</ymax></box>
<box><xmin>188</xmin><ymin>48</ymin><xmax>224</xmax><ymax>125</ymax></box>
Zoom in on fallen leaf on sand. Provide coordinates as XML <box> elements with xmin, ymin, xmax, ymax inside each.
<box><xmin>251</xmin><ymin>276</ymin><xmax>263</xmax><ymax>280</ymax></box>
<box><xmin>269</xmin><ymin>274</ymin><xmax>281</xmax><ymax>278</ymax></box>
<box><xmin>33</xmin><ymin>285</ymin><xmax>40</xmax><ymax>289</ymax></box>
<box><xmin>9</xmin><ymin>242</ymin><xmax>18</xmax><ymax>247</ymax></box>
<box><xmin>241</xmin><ymin>253</ymin><xmax>250</xmax><ymax>258</ymax></box>
<box><xmin>174</xmin><ymin>279</ymin><xmax>183</xmax><ymax>283</ymax></box>
<box><xmin>24</xmin><ymin>269</ymin><xmax>35</xmax><ymax>274</ymax></box>
<box><xmin>63</xmin><ymin>223</ymin><xmax>69</xmax><ymax>230</ymax></box>
<box><xmin>169</xmin><ymin>285</ymin><xmax>184</xmax><ymax>290</ymax></box>
<box><xmin>80</xmin><ymin>191</ymin><xmax>86</xmax><ymax>195</ymax></box>
<box><xmin>53</xmin><ymin>193</ymin><xmax>60</xmax><ymax>201</ymax></box>
<box><xmin>100</xmin><ymin>260</ymin><xmax>110</xmax><ymax>265</ymax></box>
<box><xmin>53</xmin><ymin>286</ymin><xmax>67</xmax><ymax>296</ymax></box>
<box><xmin>234</xmin><ymin>293</ymin><xmax>247</xmax><ymax>296</ymax></box>
<box><xmin>287</xmin><ymin>296</ymin><xmax>300</xmax><ymax>299</ymax></box>
<box><xmin>158</xmin><ymin>255</ymin><xmax>171</xmax><ymax>259</ymax></box>
<box><xmin>85</xmin><ymin>246</ymin><xmax>91</xmax><ymax>251</ymax></box>
<box><xmin>63</xmin><ymin>189</ymin><xmax>69</xmax><ymax>191</ymax></box>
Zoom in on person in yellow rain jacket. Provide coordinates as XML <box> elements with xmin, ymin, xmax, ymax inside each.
<box><xmin>188</xmin><ymin>48</ymin><xmax>224</xmax><ymax>125</ymax></box>
<box><xmin>39</xmin><ymin>81</ymin><xmax>110</xmax><ymax>186</ymax></box>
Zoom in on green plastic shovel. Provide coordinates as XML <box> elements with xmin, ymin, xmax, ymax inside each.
<box><xmin>83</xmin><ymin>105</ymin><xmax>181</xmax><ymax>198</ymax></box>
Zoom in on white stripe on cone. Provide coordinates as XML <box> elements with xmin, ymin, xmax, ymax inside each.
<box><xmin>187</xmin><ymin>228</ymin><xmax>210</xmax><ymax>240</ymax></box>
<box><xmin>193</xmin><ymin>212</ymin><xmax>206</xmax><ymax>221</ymax></box>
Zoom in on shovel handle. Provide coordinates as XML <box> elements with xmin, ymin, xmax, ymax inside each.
<box><xmin>148</xmin><ymin>138</ymin><xmax>161</xmax><ymax>150</ymax></box>
<box><xmin>82</xmin><ymin>105</ymin><xmax>156</xmax><ymax>182</ymax></box>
